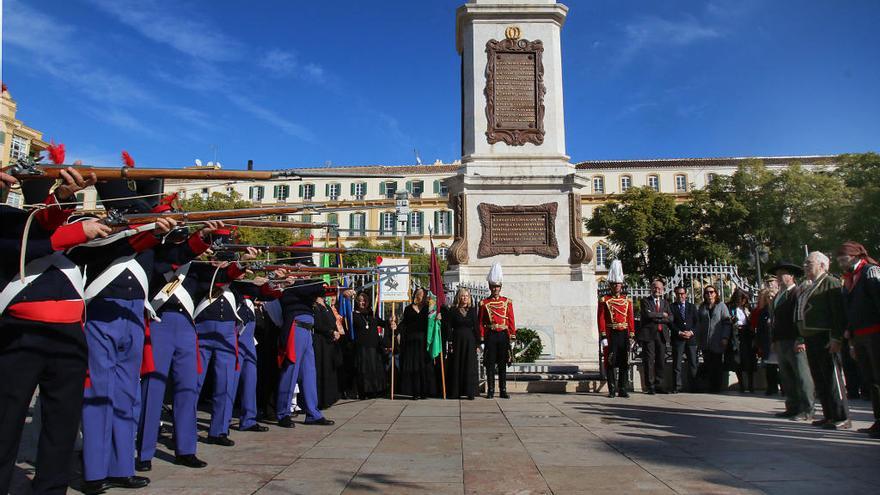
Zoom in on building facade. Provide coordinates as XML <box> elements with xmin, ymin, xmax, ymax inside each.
<box><xmin>1</xmin><ymin>86</ymin><xmax>49</xmax><ymax>208</ymax></box>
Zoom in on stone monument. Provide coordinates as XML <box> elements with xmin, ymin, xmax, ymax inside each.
<box><xmin>445</xmin><ymin>0</ymin><xmax>599</xmax><ymax>367</ymax></box>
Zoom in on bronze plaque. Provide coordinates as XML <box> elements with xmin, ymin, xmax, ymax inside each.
<box><xmin>478</xmin><ymin>203</ymin><xmax>558</xmax><ymax>258</ymax></box>
<box><xmin>484</xmin><ymin>37</ymin><xmax>545</xmax><ymax>146</ymax></box>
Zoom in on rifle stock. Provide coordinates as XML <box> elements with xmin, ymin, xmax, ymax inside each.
<box><xmin>6</xmin><ymin>158</ymin><xmax>406</xmax><ymax>180</ymax></box>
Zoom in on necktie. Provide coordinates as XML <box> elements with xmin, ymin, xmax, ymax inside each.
<box><xmin>679</xmin><ymin>303</ymin><xmax>686</xmax><ymax>322</ymax></box>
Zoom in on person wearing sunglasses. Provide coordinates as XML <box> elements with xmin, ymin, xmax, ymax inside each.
<box><xmin>697</xmin><ymin>285</ymin><xmax>732</xmax><ymax>393</ymax></box>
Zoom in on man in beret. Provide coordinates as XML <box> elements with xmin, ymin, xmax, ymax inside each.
<box><xmin>836</xmin><ymin>241</ymin><xmax>880</xmax><ymax>438</ymax></box>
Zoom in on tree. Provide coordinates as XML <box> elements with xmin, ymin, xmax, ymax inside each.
<box><xmin>177</xmin><ymin>191</ymin><xmax>302</xmax><ymax>249</ymax></box>
<box><xmin>835</xmin><ymin>152</ymin><xmax>880</xmax><ymax>255</ymax></box>
<box><xmin>587</xmin><ymin>187</ymin><xmax>681</xmax><ymax>280</ymax></box>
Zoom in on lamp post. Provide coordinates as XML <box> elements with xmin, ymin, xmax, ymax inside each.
<box><xmin>395</xmin><ymin>191</ymin><xmax>410</xmax><ymax>257</ymax></box>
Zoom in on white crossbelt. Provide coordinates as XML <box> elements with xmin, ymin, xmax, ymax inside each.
<box><xmin>194</xmin><ymin>287</ymin><xmax>242</xmax><ymax>323</ymax></box>
<box><xmin>84</xmin><ymin>254</ymin><xmax>158</xmax><ymax>320</ymax></box>
<box><xmin>0</xmin><ymin>252</ymin><xmax>85</xmax><ymax>315</ymax></box>
<box><xmin>150</xmin><ymin>263</ymin><xmax>195</xmax><ymax>318</ymax></box>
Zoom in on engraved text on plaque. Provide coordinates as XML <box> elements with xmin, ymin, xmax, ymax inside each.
<box><xmin>477</xmin><ymin>203</ymin><xmax>559</xmax><ymax>258</ymax></box>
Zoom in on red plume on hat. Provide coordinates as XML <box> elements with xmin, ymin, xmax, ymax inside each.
<box><xmin>47</xmin><ymin>141</ymin><xmax>66</xmax><ymax>165</ymax></box>
<box><xmin>290</xmin><ymin>234</ymin><xmax>314</xmax><ymax>248</ymax></box>
<box><xmin>151</xmin><ymin>192</ymin><xmax>178</xmax><ymax>213</ymax></box>
<box><xmin>121</xmin><ymin>150</ymin><xmax>135</xmax><ymax>168</ymax></box>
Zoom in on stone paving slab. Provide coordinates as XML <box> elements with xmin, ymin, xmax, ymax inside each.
<box><xmin>11</xmin><ymin>392</ymin><xmax>880</xmax><ymax>494</ymax></box>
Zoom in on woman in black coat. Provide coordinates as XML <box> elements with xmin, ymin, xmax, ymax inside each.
<box><xmin>312</xmin><ymin>295</ymin><xmax>341</xmax><ymax>409</ymax></box>
<box><xmin>398</xmin><ymin>288</ymin><xmax>436</xmax><ymax>400</ymax></box>
<box><xmin>351</xmin><ymin>291</ymin><xmax>393</xmax><ymax>399</ymax></box>
<box><xmin>443</xmin><ymin>288</ymin><xmax>480</xmax><ymax>400</ymax></box>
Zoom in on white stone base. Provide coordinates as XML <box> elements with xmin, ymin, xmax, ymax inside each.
<box><xmin>447</xmin><ymin>266</ymin><xmax>599</xmax><ymax>366</ymax></box>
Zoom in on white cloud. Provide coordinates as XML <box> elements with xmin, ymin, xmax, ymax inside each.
<box><xmin>620</xmin><ymin>14</ymin><xmax>721</xmax><ymax>63</ymax></box>
<box><xmin>258</xmin><ymin>49</ymin><xmax>299</xmax><ymax>76</ymax></box>
<box><xmin>86</xmin><ymin>0</ymin><xmax>245</xmax><ymax>62</ymax></box>
<box><xmin>227</xmin><ymin>94</ymin><xmax>316</xmax><ymax>143</ymax></box>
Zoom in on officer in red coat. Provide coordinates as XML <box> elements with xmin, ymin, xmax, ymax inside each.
<box><xmin>478</xmin><ymin>262</ymin><xmax>516</xmax><ymax>399</ymax></box>
<box><xmin>598</xmin><ymin>260</ymin><xmax>635</xmax><ymax>398</ymax></box>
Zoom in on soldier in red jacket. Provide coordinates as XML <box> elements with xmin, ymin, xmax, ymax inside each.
<box><xmin>598</xmin><ymin>260</ymin><xmax>635</xmax><ymax>398</ymax></box>
<box><xmin>478</xmin><ymin>262</ymin><xmax>516</xmax><ymax>399</ymax></box>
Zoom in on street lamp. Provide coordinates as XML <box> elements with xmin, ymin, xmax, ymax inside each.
<box><xmin>395</xmin><ymin>191</ymin><xmax>410</xmax><ymax>256</ymax></box>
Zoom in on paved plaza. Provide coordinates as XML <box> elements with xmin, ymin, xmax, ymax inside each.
<box><xmin>13</xmin><ymin>391</ymin><xmax>879</xmax><ymax>495</ymax></box>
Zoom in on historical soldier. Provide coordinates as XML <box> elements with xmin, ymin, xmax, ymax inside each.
<box><xmin>770</xmin><ymin>261</ymin><xmax>815</xmax><ymax>421</ymax></box>
<box><xmin>137</xmin><ymin>216</ymin><xmax>224</xmax><ymax>471</ymax></box>
<box><xmin>598</xmin><ymin>260</ymin><xmax>635</xmax><ymax>398</ymax></box>
<box><xmin>836</xmin><ymin>241</ymin><xmax>880</xmax><ymax>437</ymax></box>
<box><xmin>192</xmin><ymin>239</ymin><xmax>259</xmax><ymax>447</ymax></box>
<box><xmin>70</xmin><ymin>175</ymin><xmax>177</xmax><ymax>493</ymax></box>
<box><xmin>797</xmin><ymin>251</ymin><xmax>850</xmax><ymax>430</ymax></box>
<box><xmin>231</xmin><ymin>279</ymin><xmax>276</xmax><ymax>432</ymax></box>
<box><xmin>638</xmin><ymin>278</ymin><xmax>672</xmax><ymax>394</ymax></box>
<box><xmin>0</xmin><ymin>169</ymin><xmax>108</xmax><ymax>494</ymax></box>
<box><xmin>274</xmin><ymin>242</ymin><xmax>336</xmax><ymax>427</ymax></box>
<box><xmin>478</xmin><ymin>262</ymin><xmax>516</xmax><ymax>399</ymax></box>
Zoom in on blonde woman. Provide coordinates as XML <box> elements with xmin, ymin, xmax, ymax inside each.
<box><xmin>442</xmin><ymin>288</ymin><xmax>480</xmax><ymax>400</ymax></box>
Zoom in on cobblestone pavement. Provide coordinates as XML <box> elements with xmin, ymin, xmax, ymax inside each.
<box><xmin>12</xmin><ymin>392</ymin><xmax>880</xmax><ymax>494</ymax></box>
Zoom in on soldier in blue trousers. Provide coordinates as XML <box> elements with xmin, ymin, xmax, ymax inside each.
<box><xmin>71</xmin><ymin>175</ymin><xmax>179</xmax><ymax>494</ymax></box>
<box><xmin>136</xmin><ymin>215</ymin><xmax>224</xmax><ymax>472</ymax></box>
<box><xmin>192</xmin><ymin>239</ymin><xmax>258</xmax><ymax>446</ymax></box>
<box><xmin>274</xmin><ymin>245</ymin><xmax>335</xmax><ymax>428</ymax></box>
<box><xmin>231</xmin><ymin>279</ymin><xmax>275</xmax><ymax>432</ymax></box>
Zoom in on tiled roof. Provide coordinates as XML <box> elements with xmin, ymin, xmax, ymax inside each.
<box><xmin>288</xmin><ymin>164</ymin><xmax>461</xmax><ymax>175</ymax></box>
<box><xmin>575</xmin><ymin>155</ymin><xmax>837</xmax><ymax>170</ymax></box>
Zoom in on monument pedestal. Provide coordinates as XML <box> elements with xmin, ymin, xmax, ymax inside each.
<box><xmin>447</xmin><ymin>0</ymin><xmax>598</xmax><ymax>368</ymax></box>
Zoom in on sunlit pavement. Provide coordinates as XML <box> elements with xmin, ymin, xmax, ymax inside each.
<box><xmin>13</xmin><ymin>391</ymin><xmax>880</xmax><ymax>494</ymax></box>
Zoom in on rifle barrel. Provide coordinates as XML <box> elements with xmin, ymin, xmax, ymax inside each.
<box><xmin>109</xmin><ymin>204</ymin><xmax>326</xmax><ymax>226</ymax></box>
<box><xmin>220</xmin><ymin>244</ymin><xmax>347</xmax><ymax>254</ymax></box>
<box><xmin>224</xmin><ymin>220</ymin><xmax>336</xmax><ymax>230</ymax></box>
<box><xmin>257</xmin><ymin>264</ymin><xmax>372</xmax><ymax>275</ymax></box>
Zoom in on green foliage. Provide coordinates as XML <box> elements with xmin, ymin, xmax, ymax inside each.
<box><xmin>588</xmin><ymin>154</ymin><xmax>873</xmax><ymax>280</ymax></box>
<box><xmin>513</xmin><ymin>328</ymin><xmax>543</xmax><ymax>363</ymax></box>
<box><xmin>177</xmin><ymin>191</ymin><xmax>302</xmax><ymax>249</ymax></box>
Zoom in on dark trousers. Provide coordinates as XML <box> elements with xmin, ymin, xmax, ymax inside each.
<box><xmin>776</xmin><ymin>339</ymin><xmax>815</xmax><ymax>415</ymax></box>
<box><xmin>641</xmin><ymin>332</ymin><xmax>666</xmax><ymax>391</ymax></box>
<box><xmin>672</xmin><ymin>340</ymin><xmax>698</xmax><ymax>391</ymax></box>
<box><xmin>853</xmin><ymin>333</ymin><xmax>880</xmax><ymax>421</ymax></box>
<box><xmin>484</xmin><ymin>332</ymin><xmax>510</xmax><ymax>393</ymax></box>
<box><xmin>0</xmin><ymin>319</ymin><xmax>87</xmax><ymax>495</ymax></box>
<box><xmin>804</xmin><ymin>332</ymin><xmax>849</xmax><ymax>422</ymax></box>
<box><xmin>704</xmin><ymin>351</ymin><xmax>725</xmax><ymax>393</ymax></box>
<box><xmin>605</xmin><ymin>331</ymin><xmax>630</xmax><ymax>393</ymax></box>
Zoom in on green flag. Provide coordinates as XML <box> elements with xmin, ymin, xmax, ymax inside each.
<box><xmin>320</xmin><ymin>252</ymin><xmax>331</xmax><ymax>284</ymax></box>
<box><xmin>426</xmin><ymin>296</ymin><xmax>442</xmax><ymax>359</ymax></box>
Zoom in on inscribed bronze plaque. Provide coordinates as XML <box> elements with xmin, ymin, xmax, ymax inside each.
<box><xmin>477</xmin><ymin>203</ymin><xmax>558</xmax><ymax>258</ymax></box>
<box><xmin>484</xmin><ymin>37</ymin><xmax>546</xmax><ymax>146</ymax></box>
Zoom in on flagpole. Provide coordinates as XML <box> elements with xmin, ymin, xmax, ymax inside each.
<box><xmin>429</xmin><ymin>227</ymin><xmax>447</xmax><ymax>400</ymax></box>
<box><xmin>390</xmin><ymin>304</ymin><xmax>396</xmax><ymax>401</ymax></box>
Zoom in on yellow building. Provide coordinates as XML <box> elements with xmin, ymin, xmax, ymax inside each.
<box><xmin>2</xmin><ymin>85</ymin><xmax>49</xmax><ymax>207</ymax></box>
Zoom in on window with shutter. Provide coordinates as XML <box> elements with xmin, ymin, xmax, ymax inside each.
<box><xmin>411</xmin><ymin>180</ymin><xmax>424</xmax><ymax>198</ymax></box>
<box><xmin>303</xmin><ymin>184</ymin><xmax>314</xmax><ymax>200</ymax></box>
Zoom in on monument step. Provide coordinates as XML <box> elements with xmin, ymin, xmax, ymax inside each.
<box><xmin>507</xmin><ymin>363</ymin><xmax>581</xmax><ymax>374</ymax></box>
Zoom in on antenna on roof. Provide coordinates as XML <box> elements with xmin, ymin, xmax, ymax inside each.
<box><xmin>414</xmin><ymin>149</ymin><xmax>422</xmax><ymax>165</ymax></box>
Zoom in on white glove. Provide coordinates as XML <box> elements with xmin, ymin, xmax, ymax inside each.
<box><xmin>601</xmin><ymin>338</ymin><xmax>608</xmax><ymax>348</ymax></box>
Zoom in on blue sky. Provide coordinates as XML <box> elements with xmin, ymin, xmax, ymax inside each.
<box><xmin>3</xmin><ymin>0</ymin><xmax>879</xmax><ymax>169</ymax></box>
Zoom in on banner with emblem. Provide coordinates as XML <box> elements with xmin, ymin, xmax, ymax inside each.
<box><xmin>378</xmin><ymin>257</ymin><xmax>410</xmax><ymax>302</ymax></box>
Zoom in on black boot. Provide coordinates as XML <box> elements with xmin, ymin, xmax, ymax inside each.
<box><xmin>618</xmin><ymin>369</ymin><xmax>630</xmax><ymax>398</ymax></box>
<box><xmin>607</xmin><ymin>367</ymin><xmax>617</xmax><ymax>398</ymax></box>
<box><xmin>486</xmin><ymin>368</ymin><xmax>495</xmax><ymax>399</ymax></box>
<box><xmin>498</xmin><ymin>364</ymin><xmax>508</xmax><ymax>398</ymax></box>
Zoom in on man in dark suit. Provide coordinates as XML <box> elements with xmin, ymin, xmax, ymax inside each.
<box><xmin>670</xmin><ymin>286</ymin><xmax>700</xmax><ymax>393</ymax></box>
<box><xmin>639</xmin><ymin>279</ymin><xmax>673</xmax><ymax>394</ymax></box>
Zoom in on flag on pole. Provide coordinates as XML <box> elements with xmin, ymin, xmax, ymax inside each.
<box><xmin>426</xmin><ymin>231</ymin><xmax>445</xmax><ymax>358</ymax></box>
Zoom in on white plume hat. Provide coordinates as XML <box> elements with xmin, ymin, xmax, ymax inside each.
<box><xmin>487</xmin><ymin>261</ymin><xmax>503</xmax><ymax>286</ymax></box>
<box><xmin>607</xmin><ymin>260</ymin><xmax>625</xmax><ymax>284</ymax></box>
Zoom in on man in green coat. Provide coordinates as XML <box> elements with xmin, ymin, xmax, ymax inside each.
<box><xmin>797</xmin><ymin>252</ymin><xmax>850</xmax><ymax>429</ymax></box>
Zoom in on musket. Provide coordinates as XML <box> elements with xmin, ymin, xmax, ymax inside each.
<box><xmin>252</xmin><ymin>263</ymin><xmax>373</xmax><ymax>275</ymax></box>
<box><xmin>215</xmin><ymin>243</ymin><xmax>424</xmax><ymax>257</ymax></box>
<box><xmin>101</xmin><ymin>204</ymin><xmax>329</xmax><ymax>227</ymax></box>
<box><xmin>224</xmin><ymin>220</ymin><xmax>337</xmax><ymax>230</ymax></box>
<box><xmin>5</xmin><ymin>157</ymin><xmax>404</xmax><ymax>181</ymax></box>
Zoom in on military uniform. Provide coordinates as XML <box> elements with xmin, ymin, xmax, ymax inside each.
<box><xmin>598</xmin><ymin>294</ymin><xmax>635</xmax><ymax>397</ymax></box>
<box><xmin>478</xmin><ymin>296</ymin><xmax>516</xmax><ymax>398</ymax></box>
<box><xmin>841</xmin><ymin>258</ymin><xmax>880</xmax><ymax>434</ymax></box>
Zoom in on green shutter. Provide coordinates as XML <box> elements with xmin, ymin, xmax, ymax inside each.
<box><xmin>380</xmin><ymin>182</ymin><xmax>386</xmax><ymax>195</ymax></box>
<box><xmin>433</xmin><ymin>180</ymin><xmax>439</xmax><ymax>194</ymax></box>
<box><xmin>297</xmin><ymin>185</ymin><xmax>302</xmax><ymax>198</ymax></box>
<box><xmin>418</xmin><ymin>211</ymin><xmax>424</xmax><ymax>234</ymax></box>
<box><xmin>434</xmin><ymin>211</ymin><xmax>440</xmax><ymax>234</ymax></box>
<box><xmin>325</xmin><ymin>184</ymin><xmax>329</xmax><ymax>197</ymax></box>
<box><xmin>379</xmin><ymin>213</ymin><xmax>386</xmax><ymax>235</ymax></box>
<box><xmin>406</xmin><ymin>181</ymin><xmax>412</xmax><ymax>193</ymax></box>
<box><xmin>349</xmin><ymin>213</ymin><xmax>355</xmax><ymax>235</ymax></box>
<box><xmin>350</xmin><ymin>183</ymin><xmax>355</xmax><ymax>196</ymax></box>
<box><xmin>249</xmin><ymin>187</ymin><xmax>254</xmax><ymax>200</ymax></box>
<box><xmin>362</xmin><ymin>182</ymin><xmax>367</xmax><ymax>196</ymax></box>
